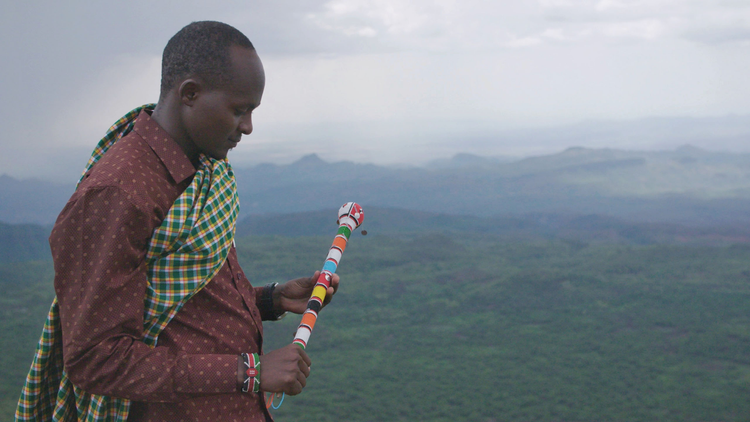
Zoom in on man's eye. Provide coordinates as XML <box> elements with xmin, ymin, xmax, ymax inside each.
<box><xmin>234</xmin><ymin>108</ymin><xmax>246</xmax><ymax>116</ymax></box>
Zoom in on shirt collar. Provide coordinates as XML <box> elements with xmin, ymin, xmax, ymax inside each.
<box><xmin>132</xmin><ymin>111</ymin><xmax>196</xmax><ymax>184</ymax></box>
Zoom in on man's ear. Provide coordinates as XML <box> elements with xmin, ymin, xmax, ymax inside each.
<box><xmin>179</xmin><ymin>79</ymin><xmax>201</xmax><ymax>106</ymax></box>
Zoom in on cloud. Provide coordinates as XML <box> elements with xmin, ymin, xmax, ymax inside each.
<box><xmin>309</xmin><ymin>0</ymin><xmax>457</xmax><ymax>36</ymax></box>
<box><xmin>304</xmin><ymin>0</ymin><xmax>468</xmax><ymax>52</ymax></box>
<box><xmin>55</xmin><ymin>55</ymin><xmax>162</xmax><ymax>147</ymax></box>
<box><xmin>684</xmin><ymin>24</ymin><xmax>750</xmax><ymax>44</ymax></box>
<box><xmin>299</xmin><ymin>0</ymin><xmax>750</xmax><ymax>53</ymax></box>
<box><xmin>599</xmin><ymin>18</ymin><xmax>667</xmax><ymax>39</ymax></box>
<box><xmin>2</xmin><ymin>0</ymin><xmax>750</xmax><ymax>180</ymax></box>
<box><xmin>539</xmin><ymin>0</ymin><xmax>750</xmax><ymax>45</ymax></box>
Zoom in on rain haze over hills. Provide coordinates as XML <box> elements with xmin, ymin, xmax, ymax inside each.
<box><xmin>1</xmin><ymin>0</ymin><xmax>749</xmax><ymax>182</ymax></box>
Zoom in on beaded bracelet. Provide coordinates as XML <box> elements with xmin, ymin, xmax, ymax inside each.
<box><xmin>241</xmin><ymin>353</ymin><xmax>261</xmax><ymax>393</ymax></box>
<box><xmin>260</xmin><ymin>283</ymin><xmax>288</xmax><ymax>321</ymax></box>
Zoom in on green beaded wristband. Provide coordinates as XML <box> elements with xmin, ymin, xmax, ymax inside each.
<box><xmin>241</xmin><ymin>352</ymin><xmax>261</xmax><ymax>393</ymax></box>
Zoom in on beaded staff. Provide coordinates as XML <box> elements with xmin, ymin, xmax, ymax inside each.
<box><xmin>292</xmin><ymin>202</ymin><xmax>364</xmax><ymax>349</ymax></box>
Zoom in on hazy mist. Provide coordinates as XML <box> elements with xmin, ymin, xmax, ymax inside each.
<box><xmin>2</xmin><ymin>0</ymin><xmax>750</xmax><ymax>181</ymax></box>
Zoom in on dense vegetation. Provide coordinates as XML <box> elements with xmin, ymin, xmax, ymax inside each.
<box><xmin>251</xmin><ymin>234</ymin><xmax>750</xmax><ymax>421</ymax></box>
<box><xmin>0</xmin><ymin>261</ymin><xmax>56</xmax><ymax>419</ymax></box>
<box><xmin>4</xmin><ymin>231</ymin><xmax>749</xmax><ymax>421</ymax></box>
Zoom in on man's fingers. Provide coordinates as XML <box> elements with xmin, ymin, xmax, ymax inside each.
<box><xmin>286</xmin><ymin>380</ymin><xmax>304</xmax><ymax>396</ymax></box>
<box><xmin>297</xmin><ymin>370</ymin><xmax>307</xmax><ymax>388</ymax></box>
<box><xmin>299</xmin><ymin>349</ymin><xmax>312</xmax><ymax>367</ymax></box>
<box><xmin>322</xmin><ymin>274</ymin><xmax>339</xmax><ymax>306</ymax></box>
<box><xmin>294</xmin><ymin>380</ymin><xmax>304</xmax><ymax>395</ymax></box>
<box><xmin>298</xmin><ymin>357</ymin><xmax>311</xmax><ymax>377</ymax></box>
<box><xmin>260</xmin><ymin>345</ymin><xmax>314</xmax><ymax>395</ymax></box>
<box><xmin>330</xmin><ymin>273</ymin><xmax>340</xmax><ymax>288</ymax></box>
<box><xmin>309</xmin><ymin>271</ymin><xmax>320</xmax><ymax>285</ymax></box>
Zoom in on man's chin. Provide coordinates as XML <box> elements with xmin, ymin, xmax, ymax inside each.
<box><xmin>206</xmin><ymin>150</ymin><xmax>229</xmax><ymax>161</ymax></box>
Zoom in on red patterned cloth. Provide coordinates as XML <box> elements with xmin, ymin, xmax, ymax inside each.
<box><xmin>50</xmin><ymin>111</ymin><xmax>272</xmax><ymax>421</ymax></box>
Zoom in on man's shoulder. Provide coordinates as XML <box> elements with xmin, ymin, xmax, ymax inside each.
<box><xmin>75</xmin><ymin>132</ymin><xmax>176</xmax><ymax>210</ymax></box>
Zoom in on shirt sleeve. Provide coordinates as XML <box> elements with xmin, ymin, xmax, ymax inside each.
<box><xmin>52</xmin><ymin>186</ymin><xmax>239</xmax><ymax>402</ymax></box>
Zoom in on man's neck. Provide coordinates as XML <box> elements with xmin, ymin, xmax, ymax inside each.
<box><xmin>151</xmin><ymin>98</ymin><xmax>201</xmax><ymax>165</ymax></box>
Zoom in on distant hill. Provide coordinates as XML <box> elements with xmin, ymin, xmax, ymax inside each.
<box><xmin>0</xmin><ymin>222</ymin><xmax>51</xmax><ymax>263</ymax></box>
<box><xmin>0</xmin><ymin>175</ymin><xmax>73</xmax><ymax>225</ymax></box>
<box><xmin>3</xmin><ymin>146</ymin><xmax>750</xmax><ymax>226</ymax></box>
<box><xmin>232</xmin><ymin>147</ymin><xmax>750</xmax><ymax>226</ymax></box>
<box><xmin>425</xmin><ymin>152</ymin><xmax>516</xmax><ymax>169</ymax></box>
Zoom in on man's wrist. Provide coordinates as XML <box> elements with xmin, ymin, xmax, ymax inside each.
<box><xmin>259</xmin><ymin>283</ymin><xmax>287</xmax><ymax>321</ymax></box>
<box><xmin>237</xmin><ymin>355</ymin><xmax>244</xmax><ymax>390</ymax></box>
<box><xmin>272</xmin><ymin>283</ymin><xmax>285</xmax><ymax>315</ymax></box>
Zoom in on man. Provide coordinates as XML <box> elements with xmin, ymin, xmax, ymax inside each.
<box><xmin>16</xmin><ymin>21</ymin><xmax>336</xmax><ymax>421</ymax></box>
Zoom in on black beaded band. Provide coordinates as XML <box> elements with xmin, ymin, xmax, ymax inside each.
<box><xmin>259</xmin><ymin>283</ymin><xmax>286</xmax><ymax>321</ymax></box>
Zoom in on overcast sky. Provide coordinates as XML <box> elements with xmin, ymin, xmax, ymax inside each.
<box><xmin>1</xmin><ymin>0</ymin><xmax>749</xmax><ymax>181</ymax></box>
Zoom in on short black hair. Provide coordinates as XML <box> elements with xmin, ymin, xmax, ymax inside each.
<box><xmin>160</xmin><ymin>21</ymin><xmax>254</xmax><ymax>98</ymax></box>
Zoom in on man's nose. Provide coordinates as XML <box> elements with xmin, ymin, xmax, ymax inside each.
<box><xmin>239</xmin><ymin>114</ymin><xmax>253</xmax><ymax>135</ymax></box>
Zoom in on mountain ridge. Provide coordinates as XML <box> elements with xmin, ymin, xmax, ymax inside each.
<box><xmin>3</xmin><ymin>145</ymin><xmax>750</xmax><ymax>226</ymax></box>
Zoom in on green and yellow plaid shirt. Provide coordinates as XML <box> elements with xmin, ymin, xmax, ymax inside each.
<box><xmin>15</xmin><ymin>105</ymin><xmax>239</xmax><ymax>421</ymax></box>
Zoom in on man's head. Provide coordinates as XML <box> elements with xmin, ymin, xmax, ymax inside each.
<box><xmin>155</xmin><ymin>21</ymin><xmax>265</xmax><ymax>161</ymax></box>
<box><xmin>160</xmin><ymin>21</ymin><xmax>255</xmax><ymax>99</ymax></box>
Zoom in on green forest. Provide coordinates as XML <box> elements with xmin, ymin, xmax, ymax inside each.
<box><xmin>2</xmin><ymin>231</ymin><xmax>750</xmax><ymax>421</ymax></box>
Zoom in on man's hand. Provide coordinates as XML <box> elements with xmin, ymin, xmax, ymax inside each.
<box><xmin>258</xmin><ymin>345</ymin><xmax>311</xmax><ymax>395</ymax></box>
<box><xmin>273</xmin><ymin>271</ymin><xmax>339</xmax><ymax>315</ymax></box>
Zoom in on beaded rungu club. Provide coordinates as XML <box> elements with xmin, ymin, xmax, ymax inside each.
<box><xmin>268</xmin><ymin>203</ymin><xmax>364</xmax><ymax>410</ymax></box>
<box><xmin>292</xmin><ymin>202</ymin><xmax>364</xmax><ymax>349</ymax></box>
